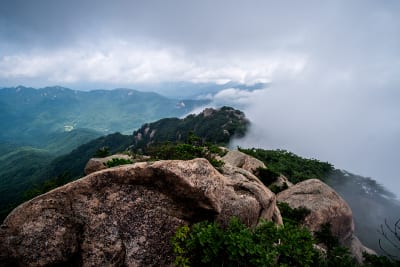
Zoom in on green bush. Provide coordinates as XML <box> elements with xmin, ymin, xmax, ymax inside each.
<box><xmin>105</xmin><ymin>158</ymin><xmax>133</xmax><ymax>168</ymax></box>
<box><xmin>239</xmin><ymin>148</ymin><xmax>334</xmax><ymax>183</ymax></box>
<box><xmin>171</xmin><ymin>218</ymin><xmax>317</xmax><ymax>267</ymax></box>
<box><xmin>94</xmin><ymin>146</ymin><xmax>111</xmax><ymax>157</ymax></box>
<box><xmin>277</xmin><ymin>202</ymin><xmax>311</xmax><ymax>225</ymax></box>
<box><xmin>256</xmin><ymin>167</ymin><xmax>280</xmax><ymax>185</ymax></box>
<box><xmin>146</xmin><ymin>141</ymin><xmax>224</xmax><ymax>169</ymax></box>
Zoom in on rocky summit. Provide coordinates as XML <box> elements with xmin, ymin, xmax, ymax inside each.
<box><xmin>0</xmin><ymin>156</ymin><xmax>279</xmax><ymax>266</ymax></box>
<box><xmin>0</xmin><ymin>150</ymin><xmax>373</xmax><ymax>266</ymax></box>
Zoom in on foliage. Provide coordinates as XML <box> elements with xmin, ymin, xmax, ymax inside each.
<box><xmin>277</xmin><ymin>202</ymin><xmax>311</xmax><ymax>225</ymax></box>
<box><xmin>105</xmin><ymin>158</ymin><xmax>133</xmax><ymax>168</ymax></box>
<box><xmin>315</xmin><ymin>223</ymin><xmax>340</xmax><ymax>250</ymax></box>
<box><xmin>268</xmin><ymin>183</ymin><xmax>289</xmax><ymax>194</ymax></box>
<box><xmin>313</xmin><ymin>223</ymin><xmax>358</xmax><ymax>267</ymax></box>
<box><xmin>171</xmin><ymin>218</ymin><xmax>317</xmax><ymax>267</ymax></box>
<box><xmin>0</xmin><ymin>145</ymin><xmax>53</xmax><ymax>222</ymax></box>
<box><xmin>22</xmin><ymin>172</ymin><xmax>72</xmax><ymax>201</ymax></box>
<box><xmin>255</xmin><ymin>167</ymin><xmax>280</xmax><ymax>185</ymax></box>
<box><xmin>363</xmin><ymin>253</ymin><xmax>400</xmax><ymax>267</ymax></box>
<box><xmin>0</xmin><ymin>86</ymin><xmax>208</xmax><ymax>147</ymax></box>
<box><xmin>146</xmin><ymin>139</ymin><xmax>224</xmax><ymax>169</ymax></box>
<box><xmin>239</xmin><ymin>148</ymin><xmax>334</xmax><ymax>184</ymax></box>
<box><xmin>95</xmin><ymin>146</ymin><xmax>111</xmax><ymax>158</ymax></box>
<box><xmin>378</xmin><ymin>218</ymin><xmax>400</xmax><ymax>261</ymax></box>
<box><xmin>47</xmin><ymin>132</ymin><xmax>132</xmax><ymax>179</ymax></box>
<box><xmin>133</xmin><ymin>106</ymin><xmax>249</xmax><ymax>152</ymax></box>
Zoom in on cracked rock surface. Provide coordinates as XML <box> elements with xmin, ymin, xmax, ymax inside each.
<box><xmin>0</xmin><ymin>158</ymin><xmax>279</xmax><ymax>267</ymax></box>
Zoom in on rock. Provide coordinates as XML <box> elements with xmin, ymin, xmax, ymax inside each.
<box><xmin>270</xmin><ymin>174</ymin><xmax>293</xmax><ymax>188</ymax></box>
<box><xmin>0</xmin><ymin>158</ymin><xmax>279</xmax><ymax>266</ymax></box>
<box><xmin>277</xmin><ymin>179</ymin><xmax>374</xmax><ymax>263</ymax></box>
<box><xmin>343</xmin><ymin>235</ymin><xmax>376</xmax><ymax>264</ymax></box>
<box><xmin>277</xmin><ymin>179</ymin><xmax>354</xmax><ymax>242</ymax></box>
<box><xmin>220</xmin><ymin>163</ymin><xmax>282</xmax><ymax>226</ymax></box>
<box><xmin>84</xmin><ymin>154</ymin><xmax>132</xmax><ymax>175</ymax></box>
<box><xmin>222</xmin><ymin>150</ymin><xmax>266</xmax><ymax>174</ymax></box>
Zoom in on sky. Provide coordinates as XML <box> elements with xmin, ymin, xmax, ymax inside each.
<box><xmin>1</xmin><ymin>0</ymin><xmax>400</xmax><ymax>195</ymax></box>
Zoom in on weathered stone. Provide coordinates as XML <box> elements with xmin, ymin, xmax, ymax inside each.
<box><xmin>343</xmin><ymin>234</ymin><xmax>376</xmax><ymax>264</ymax></box>
<box><xmin>277</xmin><ymin>179</ymin><xmax>354</xmax><ymax>242</ymax></box>
<box><xmin>222</xmin><ymin>150</ymin><xmax>266</xmax><ymax>174</ymax></box>
<box><xmin>276</xmin><ymin>178</ymin><xmax>374</xmax><ymax>263</ymax></box>
<box><xmin>84</xmin><ymin>154</ymin><xmax>132</xmax><ymax>175</ymax></box>
<box><xmin>219</xmin><ymin>163</ymin><xmax>282</xmax><ymax>226</ymax></box>
<box><xmin>270</xmin><ymin>174</ymin><xmax>293</xmax><ymax>188</ymax></box>
<box><xmin>0</xmin><ymin>158</ymin><xmax>279</xmax><ymax>266</ymax></box>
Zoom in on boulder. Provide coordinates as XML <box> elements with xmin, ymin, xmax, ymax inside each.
<box><xmin>277</xmin><ymin>179</ymin><xmax>354</xmax><ymax>242</ymax></box>
<box><xmin>222</xmin><ymin>150</ymin><xmax>266</xmax><ymax>174</ymax></box>
<box><xmin>277</xmin><ymin>179</ymin><xmax>374</xmax><ymax>263</ymax></box>
<box><xmin>343</xmin><ymin>235</ymin><xmax>376</xmax><ymax>263</ymax></box>
<box><xmin>0</xmin><ymin>158</ymin><xmax>279</xmax><ymax>266</ymax></box>
<box><xmin>220</xmin><ymin>163</ymin><xmax>282</xmax><ymax>226</ymax></box>
<box><xmin>84</xmin><ymin>154</ymin><xmax>132</xmax><ymax>175</ymax></box>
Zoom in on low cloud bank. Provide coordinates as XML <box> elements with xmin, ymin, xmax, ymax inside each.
<box><xmin>200</xmin><ymin>78</ymin><xmax>400</xmax><ymax>197</ymax></box>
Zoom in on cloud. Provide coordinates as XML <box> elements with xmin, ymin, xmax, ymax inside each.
<box><xmin>0</xmin><ymin>42</ymin><xmax>306</xmax><ymax>87</ymax></box>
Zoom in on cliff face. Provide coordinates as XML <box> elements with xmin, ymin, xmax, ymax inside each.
<box><xmin>0</xmin><ymin>157</ymin><xmax>279</xmax><ymax>266</ymax></box>
<box><xmin>0</xmin><ymin>150</ymin><xmax>373</xmax><ymax>266</ymax></box>
<box><xmin>132</xmin><ymin>106</ymin><xmax>249</xmax><ymax>151</ymax></box>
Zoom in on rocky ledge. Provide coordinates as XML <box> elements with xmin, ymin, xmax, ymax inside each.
<box><xmin>0</xmin><ymin>150</ymin><xmax>373</xmax><ymax>266</ymax></box>
<box><xmin>0</xmin><ymin>156</ymin><xmax>279</xmax><ymax>266</ymax></box>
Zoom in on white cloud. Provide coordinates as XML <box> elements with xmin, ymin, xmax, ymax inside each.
<box><xmin>0</xmin><ymin>42</ymin><xmax>307</xmax><ymax>87</ymax></box>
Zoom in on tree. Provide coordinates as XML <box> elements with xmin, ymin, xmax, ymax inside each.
<box><xmin>379</xmin><ymin>218</ymin><xmax>400</xmax><ymax>260</ymax></box>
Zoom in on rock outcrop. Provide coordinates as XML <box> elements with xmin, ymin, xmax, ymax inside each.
<box><xmin>277</xmin><ymin>179</ymin><xmax>354</xmax><ymax>242</ymax></box>
<box><xmin>0</xmin><ymin>158</ymin><xmax>279</xmax><ymax>266</ymax></box>
<box><xmin>222</xmin><ymin>150</ymin><xmax>266</xmax><ymax>174</ymax></box>
<box><xmin>277</xmin><ymin>178</ymin><xmax>374</xmax><ymax>263</ymax></box>
<box><xmin>84</xmin><ymin>154</ymin><xmax>132</xmax><ymax>175</ymax></box>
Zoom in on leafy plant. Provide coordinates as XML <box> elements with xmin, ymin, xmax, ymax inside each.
<box><xmin>94</xmin><ymin>146</ymin><xmax>111</xmax><ymax>157</ymax></box>
<box><xmin>145</xmin><ymin>136</ymin><xmax>225</xmax><ymax>169</ymax></box>
<box><xmin>277</xmin><ymin>202</ymin><xmax>311</xmax><ymax>225</ymax></box>
<box><xmin>239</xmin><ymin>148</ymin><xmax>334</xmax><ymax>184</ymax></box>
<box><xmin>171</xmin><ymin>218</ymin><xmax>317</xmax><ymax>267</ymax></box>
<box><xmin>105</xmin><ymin>158</ymin><xmax>133</xmax><ymax>168</ymax></box>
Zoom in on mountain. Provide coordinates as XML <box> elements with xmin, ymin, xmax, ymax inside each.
<box><xmin>0</xmin><ymin>86</ymin><xmax>209</xmax><ymax>147</ymax></box>
<box><xmin>132</xmin><ymin>106</ymin><xmax>249</xmax><ymax>151</ymax></box>
<box><xmin>0</xmin><ymin>86</ymin><xmax>209</xmax><ymax>220</ymax></box>
<box><xmin>0</xmin><ymin>107</ymin><xmax>249</xmax><ymax>221</ymax></box>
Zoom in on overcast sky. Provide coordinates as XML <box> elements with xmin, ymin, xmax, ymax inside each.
<box><xmin>1</xmin><ymin>0</ymin><xmax>400</xmax><ymax>195</ymax></box>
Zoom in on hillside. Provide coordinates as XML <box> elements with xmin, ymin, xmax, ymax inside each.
<box><xmin>0</xmin><ymin>86</ymin><xmax>209</xmax><ymax>147</ymax></box>
<box><xmin>132</xmin><ymin>106</ymin><xmax>249</xmax><ymax>151</ymax></box>
<box><xmin>0</xmin><ymin>86</ymin><xmax>209</xmax><ymax>220</ymax></box>
<box><xmin>0</xmin><ymin>107</ymin><xmax>249</xmax><ymax>222</ymax></box>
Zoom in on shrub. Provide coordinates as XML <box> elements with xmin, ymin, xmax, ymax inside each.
<box><xmin>277</xmin><ymin>202</ymin><xmax>311</xmax><ymax>225</ymax></box>
<box><xmin>94</xmin><ymin>146</ymin><xmax>110</xmax><ymax>158</ymax></box>
<box><xmin>171</xmin><ymin>218</ymin><xmax>317</xmax><ymax>267</ymax></box>
<box><xmin>256</xmin><ymin>167</ymin><xmax>280</xmax><ymax>185</ymax></box>
<box><xmin>239</xmin><ymin>148</ymin><xmax>334</xmax><ymax>183</ymax></box>
<box><xmin>105</xmin><ymin>158</ymin><xmax>133</xmax><ymax>168</ymax></box>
